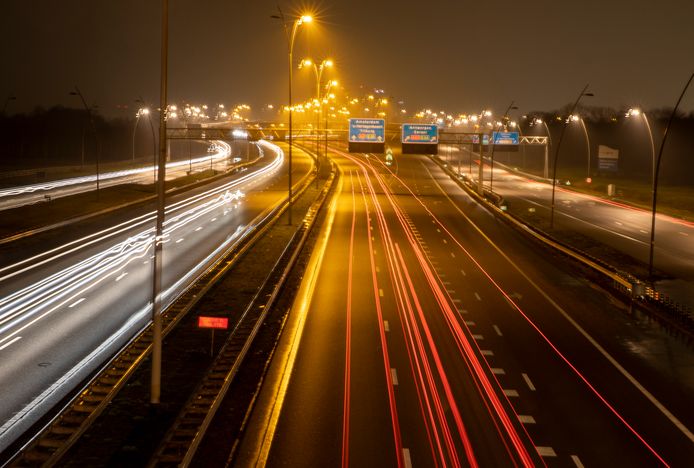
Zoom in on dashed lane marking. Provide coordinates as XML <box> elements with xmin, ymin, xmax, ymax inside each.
<box><xmin>571</xmin><ymin>455</ymin><xmax>585</xmax><ymax>467</ymax></box>
<box><xmin>391</xmin><ymin>368</ymin><xmax>399</xmax><ymax>386</ymax></box>
<box><xmin>464</xmin><ymin>320</ymin><xmax>476</xmax><ymax>326</ymax></box>
<box><xmin>472</xmin><ymin>334</ymin><xmax>484</xmax><ymax>340</ymax></box>
<box><xmin>460</xmin><ymin>269</ymin><xmax>466</xmax><ymax>276</ymax></box>
<box><xmin>536</xmin><ymin>447</ymin><xmax>557</xmax><ymax>457</ymax></box>
<box><xmin>384</xmin><ymin>321</ymin><xmax>390</xmax><ymax>332</ymax></box>
<box><xmin>379</xmin><ymin>289</ymin><xmax>384</xmax><ymax>297</ymax></box>
<box><xmin>518</xmin><ymin>415</ymin><xmax>536</xmax><ymax>424</ymax></box>
<box><xmin>503</xmin><ymin>389</ymin><xmax>519</xmax><ymax>397</ymax></box>
<box><xmin>522</xmin><ymin>373</ymin><xmax>536</xmax><ymax>391</ymax></box>
<box><xmin>69</xmin><ymin>298</ymin><xmax>86</xmax><ymax>308</ymax></box>
<box><xmin>491</xmin><ymin>368</ymin><xmax>506</xmax><ymax>375</ymax></box>
<box><xmin>0</xmin><ymin>336</ymin><xmax>22</xmax><ymax>351</ymax></box>
<box><xmin>403</xmin><ymin>448</ymin><xmax>412</xmax><ymax>468</ymax></box>
<box><xmin>474</xmin><ymin>292</ymin><xmax>481</xmax><ymax>301</ymax></box>
<box><xmin>493</xmin><ymin>325</ymin><xmax>503</xmax><ymax>336</ymax></box>
<box><xmin>450</xmin><ymin>252</ymin><xmax>456</xmax><ymax>258</ymax></box>
<box><xmin>481</xmin><ymin>349</ymin><xmax>494</xmax><ymax>356</ymax></box>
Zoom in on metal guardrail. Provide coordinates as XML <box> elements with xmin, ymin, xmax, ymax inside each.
<box><xmin>431</xmin><ymin>156</ymin><xmax>694</xmax><ymax>334</ymax></box>
<box><xmin>148</xmin><ymin>161</ymin><xmax>337</xmax><ymax>467</ymax></box>
<box><xmin>5</xmin><ymin>147</ymin><xmax>319</xmax><ymax>467</ymax></box>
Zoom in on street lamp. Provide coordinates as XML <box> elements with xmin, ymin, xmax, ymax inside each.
<box><xmin>625</xmin><ymin>107</ymin><xmax>655</xmax><ymax>186</ymax></box>
<box><xmin>299</xmin><ymin>57</ymin><xmax>333</xmax><ymax>163</ymax></box>
<box><xmin>648</xmin><ymin>72</ymin><xmax>694</xmax><ymax>279</ymax></box>
<box><xmin>550</xmin><ymin>84</ymin><xmax>594</xmax><ymax>228</ymax></box>
<box><xmin>569</xmin><ymin>114</ymin><xmax>592</xmax><ymax>181</ymax></box>
<box><xmin>531</xmin><ymin>117</ymin><xmax>552</xmax><ymax>178</ymax></box>
<box><xmin>69</xmin><ymin>86</ymin><xmax>100</xmax><ymax>199</ymax></box>
<box><xmin>489</xmin><ymin>102</ymin><xmax>518</xmax><ymax>191</ymax></box>
<box><xmin>324</xmin><ymin>79</ymin><xmax>339</xmax><ymax>164</ymax></box>
<box><xmin>271</xmin><ymin>8</ymin><xmax>312</xmax><ymax>225</ymax></box>
<box><xmin>134</xmin><ymin>98</ymin><xmax>157</xmax><ymax>182</ymax></box>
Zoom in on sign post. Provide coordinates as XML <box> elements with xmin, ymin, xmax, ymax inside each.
<box><xmin>198</xmin><ymin>316</ymin><xmax>229</xmax><ymax>356</ymax></box>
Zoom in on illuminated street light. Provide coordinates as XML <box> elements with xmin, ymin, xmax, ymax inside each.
<box><xmin>569</xmin><ymin>114</ymin><xmax>592</xmax><ymax>180</ymax></box>
<box><xmin>625</xmin><ymin>107</ymin><xmax>655</xmax><ymax>185</ymax></box>
<box><xmin>271</xmin><ymin>8</ymin><xmax>313</xmax><ymax>225</ymax></box>
<box><xmin>299</xmin><ymin>57</ymin><xmax>334</xmax><ymax>162</ymax></box>
<box><xmin>550</xmin><ymin>85</ymin><xmax>594</xmax><ymax>228</ymax></box>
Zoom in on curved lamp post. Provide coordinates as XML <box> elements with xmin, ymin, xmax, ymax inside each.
<box><xmin>2</xmin><ymin>95</ymin><xmax>16</xmax><ymax>114</ymax></box>
<box><xmin>625</xmin><ymin>107</ymin><xmax>655</xmax><ymax>185</ymax></box>
<box><xmin>569</xmin><ymin>114</ymin><xmax>592</xmax><ymax>181</ymax></box>
<box><xmin>550</xmin><ymin>84</ymin><xmax>593</xmax><ymax>228</ymax></box>
<box><xmin>323</xmin><ymin>80</ymin><xmax>338</xmax><ymax>165</ymax></box>
<box><xmin>271</xmin><ymin>9</ymin><xmax>312</xmax><ymax>225</ymax></box>
<box><xmin>648</xmin><ymin>72</ymin><xmax>694</xmax><ymax>279</ymax></box>
<box><xmin>69</xmin><ymin>86</ymin><xmax>100</xmax><ymax>199</ymax></box>
<box><xmin>135</xmin><ymin>97</ymin><xmax>157</xmax><ymax>182</ymax></box>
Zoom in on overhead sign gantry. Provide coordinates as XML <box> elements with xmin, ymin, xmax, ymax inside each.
<box><xmin>348</xmin><ymin>118</ymin><xmax>385</xmax><ymax>153</ymax></box>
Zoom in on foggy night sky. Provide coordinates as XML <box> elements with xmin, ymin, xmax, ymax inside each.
<box><xmin>2</xmin><ymin>0</ymin><xmax>694</xmax><ymax>118</ymax></box>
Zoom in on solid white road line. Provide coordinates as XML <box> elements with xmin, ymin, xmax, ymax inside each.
<box><xmin>522</xmin><ymin>373</ymin><xmax>536</xmax><ymax>391</ymax></box>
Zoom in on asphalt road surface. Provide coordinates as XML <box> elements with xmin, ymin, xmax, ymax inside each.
<box><xmin>248</xmin><ymin>148</ymin><xmax>694</xmax><ymax>467</ymax></box>
<box><xmin>0</xmin><ymin>141</ymin><xmax>312</xmax><ymax>453</ymax></box>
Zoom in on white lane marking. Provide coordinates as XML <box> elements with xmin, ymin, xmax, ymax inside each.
<box><xmin>522</xmin><ymin>373</ymin><xmax>536</xmax><ymax>391</ymax></box>
<box><xmin>69</xmin><ymin>298</ymin><xmax>86</xmax><ymax>308</ymax></box>
<box><xmin>457</xmin><ymin>308</ymin><xmax>468</xmax><ymax>314</ymax></box>
<box><xmin>372</xmin><ymin>236</ymin><xmax>376</xmax><ymax>241</ymax></box>
<box><xmin>436</xmin><ymin>228</ymin><xmax>441</xmax><ymax>233</ymax></box>
<box><xmin>491</xmin><ymin>368</ymin><xmax>506</xmax><ymax>375</ymax></box>
<box><xmin>472</xmin><ymin>334</ymin><xmax>484</xmax><ymax>340</ymax></box>
<box><xmin>442</xmin><ymin>239</ymin><xmax>448</xmax><ymax>244</ymax></box>
<box><xmin>481</xmin><ymin>349</ymin><xmax>494</xmax><ymax>356</ymax></box>
<box><xmin>679</xmin><ymin>231</ymin><xmax>689</xmax><ymax>237</ymax></box>
<box><xmin>640</xmin><ymin>229</ymin><xmax>648</xmax><ymax>234</ymax></box>
<box><xmin>493</xmin><ymin>325</ymin><xmax>503</xmax><ymax>336</ymax></box>
<box><xmin>474</xmin><ymin>292</ymin><xmax>481</xmax><ymax>301</ymax></box>
<box><xmin>376</xmin><ymin>266</ymin><xmax>380</xmax><ymax>273</ymax></box>
<box><xmin>195</xmin><ymin>226</ymin><xmax>203</xmax><ymax>231</ymax></box>
<box><xmin>615</xmin><ymin>221</ymin><xmax>623</xmax><ymax>226</ymax></box>
<box><xmin>446</xmin><ymin>289</ymin><xmax>456</xmax><ymax>294</ymax></box>
<box><xmin>464</xmin><ymin>320</ymin><xmax>476</xmax><ymax>326</ymax></box>
<box><xmin>176</xmin><ymin>238</ymin><xmax>184</xmax><ymax>243</ymax></box>
<box><xmin>443</xmin><ymin>281</ymin><xmax>452</xmax><ymax>285</ymax></box>
<box><xmin>571</xmin><ymin>455</ymin><xmax>585</xmax><ymax>467</ymax></box>
<box><xmin>0</xmin><ymin>336</ymin><xmax>22</xmax><ymax>351</ymax></box>
<box><xmin>518</xmin><ymin>415</ymin><xmax>536</xmax><ymax>424</ymax></box>
<box><xmin>452</xmin><ymin>298</ymin><xmax>462</xmax><ymax>303</ymax></box>
<box><xmin>143</xmin><ymin>260</ymin><xmax>149</xmax><ymax>264</ymax></box>
<box><xmin>211</xmin><ymin>217</ymin><xmax>217</xmax><ymax>222</ymax></box>
<box><xmin>403</xmin><ymin>448</ymin><xmax>413</xmax><ymax>468</ymax></box>
<box><xmin>373</xmin><ymin>249</ymin><xmax>377</xmax><ymax>255</ymax></box>
<box><xmin>115</xmin><ymin>272</ymin><xmax>128</xmax><ymax>282</ymax></box>
<box><xmin>460</xmin><ymin>269</ymin><xmax>466</xmax><ymax>276</ymax></box>
<box><xmin>391</xmin><ymin>368</ymin><xmax>399</xmax><ymax>386</ymax></box>
<box><xmin>384</xmin><ymin>320</ymin><xmax>390</xmax><ymax>332</ymax></box>
<box><xmin>379</xmin><ymin>289</ymin><xmax>384</xmax><ymax>297</ymax></box>
<box><xmin>503</xmin><ymin>389</ymin><xmax>519</xmax><ymax>397</ymax></box>
<box><xmin>450</xmin><ymin>252</ymin><xmax>456</xmax><ymax>258</ymax></box>
<box><xmin>536</xmin><ymin>446</ymin><xmax>557</xmax><ymax>457</ymax></box>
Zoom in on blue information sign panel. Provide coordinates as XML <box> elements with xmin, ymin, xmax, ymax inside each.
<box><xmin>492</xmin><ymin>131</ymin><xmax>519</xmax><ymax>145</ymax></box>
<box><xmin>472</xmin><ymin>134</ymin><xmax>491</xmax><ymax>145</ymax></box>
<box><xmin>349</xmin><ymin>118</ymin><xmax>385</xmax><ymax>143</ymax></box>
<box><xmin>402</xmin><ymin>124</ymin><xmax>438</xmax><ymax>144</ymax></box>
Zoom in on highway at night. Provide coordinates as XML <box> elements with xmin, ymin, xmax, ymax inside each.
<box><xmin>239</xmin><ymin>147</ymin><xmax>694</xmax><ymax>467</ymax></box>
<box><xmin>0</xmin><ymin>141</ymin><xmax>313</xmax><ymax>452</ymax></box>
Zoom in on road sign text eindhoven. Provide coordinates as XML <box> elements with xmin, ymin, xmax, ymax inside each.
<box><xmin>349</xmin><ymin>118</ymin><xmax>385</xmax><ymax>143</ymax></box>
<box><xmin>402</xmin><ymin>124</ymin><xmax>438</xmax><ymax>144</ymax></box>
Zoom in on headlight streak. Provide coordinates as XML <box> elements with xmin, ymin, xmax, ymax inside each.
<box><xmin>0</xmin><ymin>140</ymin><xmax>285</xmax><ymax>450</ymax></box>
<box><xmin>372</xmin><ymin>152</ymin><xmax>671</xmax><ymax>464</ymax></box>
<box><xmin>0</xmin><ymin>141</ymin><xmax>283</xmax><ymax>342</ymax></box>
<box><xmin>0</xmin><ymin>141</ymin><xmax>232</xmax><ymax>199</ymax></box>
